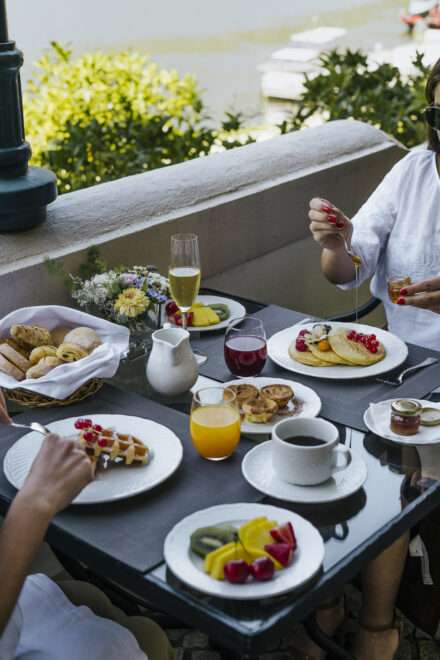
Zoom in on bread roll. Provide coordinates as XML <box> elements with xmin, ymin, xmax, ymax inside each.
<box><xmin>0</xmin><ymin>354</ymin><xmax>24</xmax><ymax>381</ymax></box>
<box><xmin>64</xmin><ymin>327</ymin><xmax>101</xmax><ymax>352</ymax></box>
<box><xmin>51</xmin><ymin>326</ymin><xmax>72</xmax><ymax>347</ymax></box>
<box><xmin>26</xmin><ymin>356</ymin><xmax>62</xmax><ymax>380</ymax></box>
<box><xmin>11</xmin><ymin>324</ymin><xmax>52</xmax><ymax>348</ymax></box>
<box><xmin>29</xmin><ymin>345</ymin><xmax>58</xmax><ymax>365</ymax></box>
<box><xmin>0</xmin><ymin>343</ymin><xmax>31</xmax><ymax>372</ymax></box>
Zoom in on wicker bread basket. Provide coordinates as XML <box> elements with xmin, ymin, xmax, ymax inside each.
<box><xmin>5</xmin><ymin>378</ymin><xmax>103</xmax><ymax>409</ymax></box>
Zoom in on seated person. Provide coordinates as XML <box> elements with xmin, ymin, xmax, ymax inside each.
<box><xmin>0</xmin><ymin>389</ymin><xmax>174</xmax><ymax>660</ymax></box>
<box><xmin>299</xmin><ymin>56</ymin><xmax>440</xmax><ymax>660</ymax></box>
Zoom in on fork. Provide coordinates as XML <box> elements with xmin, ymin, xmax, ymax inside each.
<box><xmin>376</xmin><ymin>357</ymin><xmax>438</xmax><ymax>386</ymax></box>
<box><xmin>8</xmin><ymin>421</ymin><xmax>51</xmax><ymax>435</ymax></box>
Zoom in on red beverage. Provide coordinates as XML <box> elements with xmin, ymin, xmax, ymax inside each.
<box><xmin>224</xmin><ymin>335</ymin><xmax>267</xmax><ymax>377</ymax></box>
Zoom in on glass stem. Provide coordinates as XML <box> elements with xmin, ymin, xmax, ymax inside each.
<box><xmin>182</xmin><ymin>311</ymin><xmax>187</xmax><ymax>330</ymax></box>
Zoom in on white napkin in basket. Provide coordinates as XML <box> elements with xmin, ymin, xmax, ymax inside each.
<box><xmin>0</xmin><ymin>306</ymin><xmax>129</xmax><ymax>399</ymax></box>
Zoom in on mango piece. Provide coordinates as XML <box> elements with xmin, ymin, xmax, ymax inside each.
<box><xmin>239</xmin><ymin>517</ymin><xmax>282</xmax><ymax>570</ymax></box>
<box><xmin>204</xmin><ymin>541</ymin><xmax>235</xmax><ymax>574</ymax></box>
<box><xmin>190</xmin><ymin>303</ymin><xmax>221</xmax><ymax>327</ymax></box>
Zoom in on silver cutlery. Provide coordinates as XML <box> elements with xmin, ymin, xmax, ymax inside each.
<box><xmin>8</xmin><ymin>421</ymin><xmax>51</xmax><ymax>435</ymax></box>
<box><xmin>376</xmin><ymin>357</ymin><xmax>438</xmax><ymax>386</ymax></box>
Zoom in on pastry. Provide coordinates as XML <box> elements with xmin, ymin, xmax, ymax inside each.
<box><xmin>260</xmin><ymin>384</ymin><xmax>294</xmax><ymax>409</ymax></box>
<box><xmin>0</xmin><ymin>343</ymin><xmax>31</xmax><ymax>373</ymax></box>
<box><xmin>10</xmin><ymin>324</ymin><xmax>52</xmax><ymax>348</ymax></box>
<box><xmin>76</xmin><ymin>422</ymin><xmax>149</xmax><ymax>465</ymax></box>
<box><xmin>3</xmin><ymin>338</ymin><xmax>30</xmax><ymax>358</ymax></box>
<box><xmin>0</xmin><ymin>354</ymin><xmax>24</xmax><ymax>381</ymax></box>
<box><xmin>242</xmin><ymin>397</ymin><xmax>278</xmax><ymax>423</ymax></box>
<box><xmin>64</xmin><ymin>327</ymin><xmax>102</xmax><ymax>352</ymax></box>
<box><xmin>51</xmin><ymin>326</ymin><xmax>72</xmax><ymax>347</ymax></box>
<box><xmin>56</xmin><ymin>343</ymin><xmax>88</xmax><ymax>363</ymax></box>
<box><xmin>26</xmin><ymin>356</ymin><xmax>62</xmax><ymax>379</ymax></box>
<box><xmin>227</xmin><ymin>383</ymin><xmax>260</xmax><ymax>406</ymax></box>
<box><xmin>29</xmin><ymin>345</ymin><xmax>58</xmax><ymax>365</ymax></box>
<box><xmin>328</xmin><ymin>328</ymin><xmax>385</xmax><ymax>366</ymax></box>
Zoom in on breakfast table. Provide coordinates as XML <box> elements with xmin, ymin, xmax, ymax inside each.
<box><xmin>1</xmin><ymin>290</ymin><xmax>440</xmax><ymax>660</ymax></box>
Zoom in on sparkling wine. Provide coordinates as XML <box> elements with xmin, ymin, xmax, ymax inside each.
<box><xmin>224</xmin><ymin>335</ymin><xmax>267</xmax><ymax>377</ymax></box>
<box><xmin>169</xmin><ymin>267</ymin><xmax>201</xmax><ymax>311</ymax></box>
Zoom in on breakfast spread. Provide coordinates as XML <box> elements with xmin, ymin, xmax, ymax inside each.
<box><xmin>190</xmin><ymin>516</ymin><xmax>297</xmax><ymax>583</ymax></box>
<box><xmin>290</xmin><ymin>323</ymin><xmax>386</xmax><ymax>368</ymax></box>
<box><xmin>0</xmin><ymin>324</ymin><xmax>102</xmax><ymax>382</ymax></box>
<box><xmin>166</xmin><ymin>300</ymin><xmax>230</xmax><ymax>327</ymax></box>
<box><xmin>228</xmin><ymin>382</ymin><xmax>296</xmax><ymax>424</ymax></box>
<box><xmin>75</xmin><ymin>418</ymin><xmax>150</xmax><ymax>466</ymax></box>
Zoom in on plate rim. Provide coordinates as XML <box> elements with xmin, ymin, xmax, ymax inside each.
<box><xmin>164</xmin><ymin>502</ymin><xmax>324</xmax><ymax>600</ymax></box>
<box><xmin>168</xmin><ymin>294</ymin><xmax>246</xmax><ymax>333</ymax></box>
<box><xmin>364</xmin><ymin>398</ymin><xmax>440</xmax><ymax>446</ymax></box>
<box><xmin>3</xmin><ymin>414</ymin><xmax>184</xmax><ymax>505</ymax></box>
<box><xmin>267</xmin><ymin>321</ymin><xmax>408</xmax><ymax>380</ymax></box>
<box><xmin>221</xmin><ymin>376</ymin><xmax>322</xmax><ymax>434</ymax></box>
<box><xmin>241</xmin><ymin>441</ymin><xmax>367</xmax><ymax>503</ymax></box>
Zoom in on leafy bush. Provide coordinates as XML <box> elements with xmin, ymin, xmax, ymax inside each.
<box><xmin>25</xmin><ymin>42</ymin><xmax>253</xmax><ymax>193</ymax></box>
<box><xmin>281</xmin><ymin>49</ymin><xmax>430</xmax><ymax>149</ymax></box>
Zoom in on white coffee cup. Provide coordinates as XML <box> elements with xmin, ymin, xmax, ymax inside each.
<box><xmin>272</xmin><ymin>417</ymin><xmax>351</xmax><ymax>486</ymax></box>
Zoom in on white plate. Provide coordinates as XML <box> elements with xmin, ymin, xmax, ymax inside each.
<box><xmin>222</xmin><ymin>377</ymin><xmax>322</xmax><ymax>435</ymax></box>
<box><xmin>164</xmin><ymin>502</ymin><xmax>324</xmax><ymax>600</ymax></box>
<box><xmin>267</xmin><ymin>321</ymin><xmax>408</xmax><ymax>380</ymax></box>
<box><xmin>364</xmin><ymin>399</ymin><xmax>440</xmax><ymax>446</ymax></box>
<box><xmin>3</xmin><ymin>414</ymin><xmax>183</xmax><ymax>505</ymax></box>
<box><xmin>168</xmin><ymin>295</ymin><xmax>246</xmax><ymax>333</ymax></box>
<box><xmin>242</xmin><ymin>442</ymin><xmax>367</xmax><ymax>503</ymax></box>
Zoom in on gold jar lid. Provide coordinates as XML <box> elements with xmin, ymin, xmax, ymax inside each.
<box><xmin>391</xmin><ymin>399</ymin><xmax>422</xmax><ymax>417</ymax></box>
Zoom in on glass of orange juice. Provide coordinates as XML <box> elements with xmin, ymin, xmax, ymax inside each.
<box><xmin>190</xmin><ymin>387</ymin><xmax>241</xmax><ymax>461</ymax></box>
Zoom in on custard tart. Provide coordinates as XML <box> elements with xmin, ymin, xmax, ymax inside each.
<box><xmin>227</xmin><ymin>383</ymin><xmax>260</xmax><ymax>405</ymax></box>
<box><xmin>260</xmin><ymin>384</ymin><xmax>294</xmax><ymax>409</ymax></box>
<box><xmin>242</xmin><ymin>397</ymin><xmax>278</xmax><ymax>423</ymax></box>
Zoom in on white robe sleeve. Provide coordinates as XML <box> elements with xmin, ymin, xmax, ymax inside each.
<box><xmin>0</xmin><ymin>606</ymin><xmax>22</xmax><ymax>660</ymax></box>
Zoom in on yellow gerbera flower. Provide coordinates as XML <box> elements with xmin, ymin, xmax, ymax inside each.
<box><xmin>114</xmin><ymin>288</ymin><xmax>149</xmax><ymax>318</ymax></box>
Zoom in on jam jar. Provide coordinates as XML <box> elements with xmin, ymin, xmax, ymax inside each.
<box><xmin>390</xmin><ymin>399</ymin><xmax>421</xmax><ymax>436</ymax></box>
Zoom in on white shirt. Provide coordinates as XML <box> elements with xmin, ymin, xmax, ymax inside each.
<box><xmin>0</xmin><ymin>574</ymin><xmax>148</xmax><ymax>660</ymax></box>
<box><xmin>340</xmin><ymin>149</ymin><xmax>440</xmax><ymax>350</ymax></box>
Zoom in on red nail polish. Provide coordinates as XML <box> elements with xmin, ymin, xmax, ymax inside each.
<box><xmin>336</xmin><ymin>222</ymin><xmax>344</xmax><ymax>229</ymax></box>
<box><xmin>397</xmin><ymin>297</ymin><xmax>406</xmax><ymax>305</ymax></box>
<box><xmin>322</xmin><ymin>204</ymin><xmax>333</xmax><ymax>213</ymax></box>
<box><xmin>400</xmin><ymin>288</ymin><xmax>408</xmax><ymax>296</ymax></box>
<box><xmin>328</xmin><ymin>216</ymin><xmax>337</xmax><ymax>225</ymax></box>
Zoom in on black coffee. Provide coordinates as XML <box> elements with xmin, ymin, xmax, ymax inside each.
<box><xmin>283</xmin><ymin>436</ymin><xmax>326</xmax><ymax>447</ymax></box>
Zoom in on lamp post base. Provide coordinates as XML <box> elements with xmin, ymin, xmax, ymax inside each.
<box><xmin>0</xmin><ymin>166</ymin><xmax>57</xmax><ymax>232</ymax></box>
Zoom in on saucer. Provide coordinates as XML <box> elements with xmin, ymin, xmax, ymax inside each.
<box><xmin>241</xmin><ymin>442</ymin><xmax>367</xmax><ymax>504</ymax></box>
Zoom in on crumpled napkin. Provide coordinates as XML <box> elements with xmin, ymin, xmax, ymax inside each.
<box><xmin>0</xmin><ymin>305</ymin><xmax>129</xmax><ymax>399</ymax></box>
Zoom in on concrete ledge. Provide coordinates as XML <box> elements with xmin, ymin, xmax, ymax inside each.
<box><xmin>0</xmin><ymin>120</ymin><xmax>406</xmax><ymax>317</ymax></box>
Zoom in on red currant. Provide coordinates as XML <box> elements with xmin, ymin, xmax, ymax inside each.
<box><xmin>83</xmin><ymin>432</ymin><xmax>96</xmax><ymax>443</ymax></box>
<box><xmin>98</xmin><ymin>438</ymin><xmax>108</xmax><ymax>448</ymax></box>
<box><xmin>295</xmin><ymin>339</ymin><xmax>307</xmax><ymax>352</ymax></box>
<box><xmin>93</xmin><ymin>424</ymin><xmax>103</xmax><ymax>432</ymax></box>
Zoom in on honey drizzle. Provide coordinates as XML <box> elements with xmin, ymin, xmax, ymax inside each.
<box><xmin>352</xmin><ymin>256</ymin><xmax>361</xmax><ymax>324</ymax></box>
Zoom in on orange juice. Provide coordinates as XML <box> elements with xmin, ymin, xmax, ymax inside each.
<box><xmin>190</xmin><ymin>404</ymin><xmax>241</xmax><ymax>460</ymax></box>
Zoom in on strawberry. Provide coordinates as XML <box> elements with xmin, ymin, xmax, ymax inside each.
<box><xmin>264</xmin><ymin>542</ymin><xmax>293</xmax><ymax>567</ymax></box>
<box><xmin>269</xmin><ymin>522</ymin><xmax>297</xmax><ymax>550</ymax></box>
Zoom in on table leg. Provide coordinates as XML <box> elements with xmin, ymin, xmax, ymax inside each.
<box><xmin>304</xmin><ymin>613</ymin><xmax>355</xmax><ymax>660</ymax></box>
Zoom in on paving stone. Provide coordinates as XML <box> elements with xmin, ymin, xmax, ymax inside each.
<box><xmin>192</xmin><ymin>651</ymin><xmax>222</xmax><ymax>660</ymax></box>
<box><xmin>418</xmin><ymin>639</ymin><xmax>440</xmax><ymax>660</ymax></box>
<box><xmin>395</xmin><ymin>638</ymin><xmax>415</xmax><ymax>660</ymax></box>
<box><xmin>259</xmin><ymin>653</ymin><xmax>291</xmax><ymax>660</ymax></box>
<box><xmin>182</xmin><ymin>632</ymin><xmax>210</xmax><ymax>649</ymax></box>
<box><xmin>166</xmin><ymin>628</ymin><xmax>189</xmax><ymax>645</ymax></box>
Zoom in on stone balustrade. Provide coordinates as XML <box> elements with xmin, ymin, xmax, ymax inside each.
<box><xmin>0</xmin><ymin>119</ymin><xmax>406</xmax><ymax>319</ymax></box>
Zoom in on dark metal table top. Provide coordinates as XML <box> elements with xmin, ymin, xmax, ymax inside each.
<box><xmin>2</xmin><ymin>289</ymin><xmax>440</xmax><ymax>657</ymax></box>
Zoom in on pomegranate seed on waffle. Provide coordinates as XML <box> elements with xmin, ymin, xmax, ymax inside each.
<box><xmin>76</xmin><ymin>421</ymin><xmax>150</xmax><ymax>465</ymax></box>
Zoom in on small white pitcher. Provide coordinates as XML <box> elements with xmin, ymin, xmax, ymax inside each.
<box><xmin>146</xmin><ymin>326</ymin><xmax>198</xmax><ymax>396</ymax></box>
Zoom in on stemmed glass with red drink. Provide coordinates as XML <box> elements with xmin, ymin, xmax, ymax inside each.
<box><xmin>224</xmin><ymin>316</ymin><xmax>267</xmax><ymax>377</ymax></box>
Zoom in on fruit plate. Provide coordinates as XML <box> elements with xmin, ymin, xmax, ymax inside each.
<box><xmin>364</xmin><ymin>399</ymin><xmax>440</xmax><ymax>446</ymax></box>
<box><xmin>168</xmin><ymin>295</ymin><xmax>246</xmax><ymax>333</ymax></box>
<box><xmin>3</xmin><ymin>414</ymin><xmax>183</xmax><ymax>505</ymax></box>
<box><xmin>267</xmin><ymin>321</ymin><xmax>408</xmax><ymax>380</ymax></box>
<box><xmin>164</xmin><ymin>502</ymin><xmax>324</xmax><ymax>600</ymax></box>
<box><xmin>222</xmin><ymin>377</ymin><xmax>321</xmax><ymax>435</ymax></box>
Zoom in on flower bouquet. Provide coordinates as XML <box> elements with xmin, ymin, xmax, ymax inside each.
<box><xmin>47</xmin><ymin>248</ymin><xmax>169</xmax><ymax>358</ymax></box>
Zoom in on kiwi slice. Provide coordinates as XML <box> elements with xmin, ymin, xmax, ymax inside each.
<box><xmin>190</xmin><ymin>525</ymin><xmax>237</xmax><ymax>558</ymax></box>
<box><xmin>210</xmin><ymin>304</ymin><xmax>230</xmax><ymax>322</ymax></box>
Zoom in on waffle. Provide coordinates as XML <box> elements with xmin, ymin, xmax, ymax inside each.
<box><xmin>78</xmin><ymin>426</ymin><xmax>150</xmax><ymax>465</ymax></box>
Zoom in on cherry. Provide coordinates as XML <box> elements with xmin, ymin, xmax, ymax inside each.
<box><xmin>224</xmin><ymin>560</ymin><xmax>250</xmax><ymax>584</ymax></box>
<box><xmin>250</xmin><ymin>557</ymin><xmax>275</xmax><ymax>581</ymax></box>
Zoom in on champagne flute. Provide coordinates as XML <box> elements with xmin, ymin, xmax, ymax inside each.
<box><xmin>169</xmin><ymin>233</ymin><xmax>201</xmax><ymax>330</ymax></box>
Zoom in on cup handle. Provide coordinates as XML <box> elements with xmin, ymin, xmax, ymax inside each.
<box><xmin>331</xmin><ymin>445</ymin><xmax>352</xmax><ymax>474</ymax></box>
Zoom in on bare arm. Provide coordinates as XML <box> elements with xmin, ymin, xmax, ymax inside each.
<box><xmin>0</xmin><ymin>434</ymin><xmax>93</xmax><ymax>633</ymax></box>
<box><xmin>309</xmin><ymin>198</ymin><xmax>356</xmax><ymax>284</ymax></box>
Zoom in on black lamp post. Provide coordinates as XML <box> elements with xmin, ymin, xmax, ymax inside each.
<box><xmin>0</xmin><ymin>0</ymin><xmax>57</xmax><ymax>232</ymax></box>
